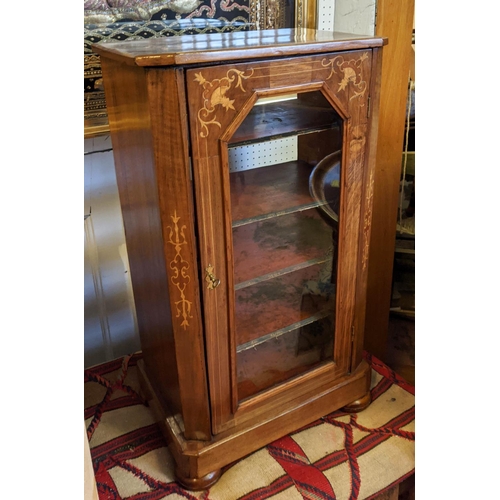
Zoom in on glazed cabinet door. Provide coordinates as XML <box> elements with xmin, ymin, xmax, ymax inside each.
<box><xmin>187</xmin><ymin>50</ymin><xmax>374</xmax><ymax>434</ymax></box>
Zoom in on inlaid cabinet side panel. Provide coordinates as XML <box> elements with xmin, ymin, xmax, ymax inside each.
<box><xmin>99</xmin><ymin>57</ymin><xmax>183</xmax><ymax>434</ymax></box>
<box><xmin>352</xmin><ymin>47</ymin><xmax>384</xmax><ymax>369</ymax></box>
<box><xmin>146</xmin><ymin>67</ymin><xmax>212</xmax><ymax>440</ymax></box>
<box><xmin>322</xmin><ymin>50</ymin><xmax>373</xmax><ymax>373</ymax></box>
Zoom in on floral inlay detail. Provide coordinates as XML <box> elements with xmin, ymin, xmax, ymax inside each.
<box><xmin>166</xmin><ymin>211</ymin><xmax>193</xmax><ymax>329</ymax></box>
<box><xmin>195</xmin><ymin>68</ymin><xmax>254</xmax><ymax>137</ymax></box>
<box><xmin>322</xmin><ymin>52</ymin><xmax>369</xmax><ymax>101</ymax></box>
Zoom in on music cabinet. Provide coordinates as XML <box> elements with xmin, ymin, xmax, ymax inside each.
<box><xmin>95</xmin><ymin>29</ymin><xmax>386</xmax><ymax>490</ymax></box>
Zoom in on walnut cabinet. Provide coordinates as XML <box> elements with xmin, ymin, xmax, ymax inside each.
<box><xmin>95</xmin><ymin>29</ymin><xmax>386</xmax><ymax>490</ymax></box>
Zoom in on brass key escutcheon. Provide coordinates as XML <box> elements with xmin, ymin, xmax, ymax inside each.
<box><xmin>205</xmin><ymin>264</ymin><xmax>220</xmax><ymax>290</ymax></box>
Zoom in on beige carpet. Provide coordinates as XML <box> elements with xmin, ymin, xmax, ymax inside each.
<box><xmin>85</xmin><ymin>352</ymin><xmax>414</xmax><ymax>499</ymax></box>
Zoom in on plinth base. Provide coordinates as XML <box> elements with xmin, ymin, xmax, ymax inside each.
<box><xmin>175</xmin><ymin>467</ymin><xmax>222</xmax><ymax>491</ymax></box>
<box><xmin>137</xmin><ymin>359</ymin><xmax>371</xmax><ymax>490</ymax></box>
<box><xmin>341</xmin><ymin>391</ymin><xmax>372</xmax><ymax>413</ymax></box>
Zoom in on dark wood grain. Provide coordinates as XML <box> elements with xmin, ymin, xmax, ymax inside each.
<box><xmin>351</xmin><ymin>46</ymin><xmax>383</xmax><ymax>371</ymax></box>
<box><xmin>230</xmin><ymin>160</ymin><xmax>316</xmax><ymax>224</ymax></box>
<box><xmin>229</xmin><ymin>99</ymin><xmax>341</xmax><ymax>145</ymax></box>
<box><xmin>191</xmin><ymin>155</ymin><xmax>235</xmax><ymax>434</ymax></box>
<box><xmin>100</xmin><ymin>58</ymin><xmax>212</xmax><ymax>441</ymax></box>
<box><xmin>93</xmin><ymin>28</ymin><xmax>386</xmax><ymax>67</ymax></box>
<box><xmin>99</xmin><ymin>56</ymin><xmax>183</xmax><ymax>428</ymax></box>
<box><xmin>145</xmin><ymin>68</ymin><xmax>212</xmax><ymax>440</ymax></box>
<box><xmin>235</xmin><ymin>261</ymin><xmax>335</xmax><ymax>345</ymax></box>
<box><xmin>138</xmin><ymin>357</ymin><xmax>371</xmax><ymax>481</ymax></box>
<box><xmin>99</xmin><ymin>29</ymin><xmax>384</xmax><ymax>487</ymax></box>
<box><xmin>364</xmin><ymin>0</ymin><xmax>414</xmax><ymax>361</ymax></box>
<box><xmin>232</xmin><ymin>208</ymin><xmax>333</xmax><ymax>284</ymax></box>
<box><xmin>237</xmin><ymin>315</ymin><xmax>334</xmax><ymax>400</ymax></box>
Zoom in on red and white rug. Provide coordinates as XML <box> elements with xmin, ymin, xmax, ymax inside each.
<box><xmin>85</xmin><ymin>352</ymin><xmax>415</xmax><ymax>500</ymax></box>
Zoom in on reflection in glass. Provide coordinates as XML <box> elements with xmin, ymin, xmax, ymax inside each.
<box><xmin>228</xmin><ymin>91</ymin><xmax>343</xmax><ymax>401</ymax></box>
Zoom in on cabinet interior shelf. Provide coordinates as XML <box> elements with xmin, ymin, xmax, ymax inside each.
<box><xmin>234</xmin><ymin>256</ymin><xmax>335</xmax><ymax>346</ymax></box>
<box><xmin>234</xmin><ymin>256</ymin><xmax>330</xmax><ymax>291</ymax></box>
<box><xmin>236</xmin><ymin>309</ymin><xmax>332</xmax><ymax>352</ymax></box>
<box><xmin>228</xmin><ymin>100</ymin><xmax>341</xmax><ymax>146</ymax></box>
<box><xmin>230</xmin><ymin>160</ymin><xmax>337</xmax><ymax>227</ymax></box>
<box><xmin>231</xmin><ymin>158</ymin><xmax>337</xmax><ymax>348</ymax></box>
<box><xmin>231</xmin><ymin>146</ymin><xmax>339</xmax><ymax>373</ymax></box>
<box><xmin>232</xmin><ymin>202</ymin><xmax>327</xmax><ymax>228</ymax></box>
<box><xmin>232</xmin><ymin>207</ymin><xmax>333</xmax><ymax>285</ymax></box>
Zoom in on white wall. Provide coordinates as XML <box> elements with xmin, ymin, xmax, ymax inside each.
<box><xmin>84</xmin><ymin>136</ymin><xmax>139</xmax><ymax>368</ymax></box>
<box><xmin>334</xmin><ymin>0</ymin><xmax>376</xmax><ymax>35</ymax></box>
<box><xmin>315</xmin><ymin>0</ymin><xmax>377</xmax><ymax>36</ymax></box>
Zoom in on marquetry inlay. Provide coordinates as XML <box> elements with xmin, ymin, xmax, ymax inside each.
<box><xmin>322</xmin><ymin>52</ymin><xmax>368</xmax><ymax>101</ymax></box>
<box><xmin>194</xmin><ymin>69</ymin><xmax>254</xmax><ymax>137</ymax></box>
<box><xmin>166</xmin><ymin>211</ymin><xmax>193</xmax><ymax>329</ymax></box>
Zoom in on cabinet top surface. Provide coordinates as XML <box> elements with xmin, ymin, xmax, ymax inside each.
<box><xmin>93</xmin><ymin>28</ymin><xmax>386</xmax><ymax>67</ymax></box>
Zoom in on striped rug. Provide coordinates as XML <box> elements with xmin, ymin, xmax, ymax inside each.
<box><xmin>85</xmin><ymin>352</ymin><xmax>415</xmax><ymax>500</ymax></box>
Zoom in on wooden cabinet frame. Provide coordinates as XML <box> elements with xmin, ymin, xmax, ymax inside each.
<box><xmin>187</xmin><ymin>51</ymin><xmax>375</xmax><ymax>435</ymax></box>
<box><xmin>96</xmin><ymin>29</ymin><xmax>386</xmax><ymax>490</ymax></box>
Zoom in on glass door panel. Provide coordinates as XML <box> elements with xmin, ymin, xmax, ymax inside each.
<box><xmin>228</xmin><ymin>90</ymin><xmax>343</xmax><ymax>401</ymax></box>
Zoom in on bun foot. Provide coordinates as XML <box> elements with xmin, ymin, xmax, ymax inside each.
<box><xmin>341</xmin><ymin>391</ymin><xmax>371</xmax><ymax>413</ymax></box>
<box><xmin>175</xmin><ymin>467</ymin><xmax>222</xmax><ymax>491</ymax></box>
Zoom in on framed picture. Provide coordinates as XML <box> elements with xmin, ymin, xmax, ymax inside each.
<box><xmin>84</xmin><ymin>0</ymin><xmax>317</xmax><ymax>136</ymax></box>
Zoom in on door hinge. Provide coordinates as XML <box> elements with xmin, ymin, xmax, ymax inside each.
<box><xmin>188</xmin><ymin>157</ymin><xmax>193</xmax><ymax>181</ymax></box>
<box><xmin>367</xmin><ymin>95</ymin><xmax>371</xmax><ymax>118</ymax></box>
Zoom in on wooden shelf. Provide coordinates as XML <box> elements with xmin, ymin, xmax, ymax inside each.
<box><xmin>232</xmin><ymin>207</ymin><xmax>334</xmax><ymax>285</ymax></box>
<box><xmin>235</xmin><ymin>260</ymin><xmax>335</xmax><ymax>346</ymax></box>
<box><xmin>234</xmin><ymin>256</ymin><xmax>330</xmax><ymax>290</ymax></box>
<box><xmin>231</xmin><ymin>160</ymin><xmax>325</xmax><ymax>227</ymax></box>
<box><xmin>237</xmin><ymin>310</ymin><xmax>332</xmax><ymax>352</ymax></box>
<box><xmin>231</xmin><ymin>158</ymin><xmax>339</xmax><ymax>356</ymax></box>
<box><xmin>237</xmin><ymin>314</ymin><xmax>334</xmax><ymax>400</ymax></box>
<box><xmin>228</xmin><ymin>100</ymin><xmax>341</xmax><ymax>146</ymax></box>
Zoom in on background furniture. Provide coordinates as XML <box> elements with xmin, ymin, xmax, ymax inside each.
<box><xmin>83</xmin><ymin>0</ymin><xmax>318</xmax><ymax>138</ymax></box>
<box><xmin>364</xmin><ymin>0</ymin><xmax>415</xmax><ymax>361</ymax></box>
<box><xmin>84</xmin><ymin>0</ymin><xmax>255</xmax><ymax>137</ymax></box>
